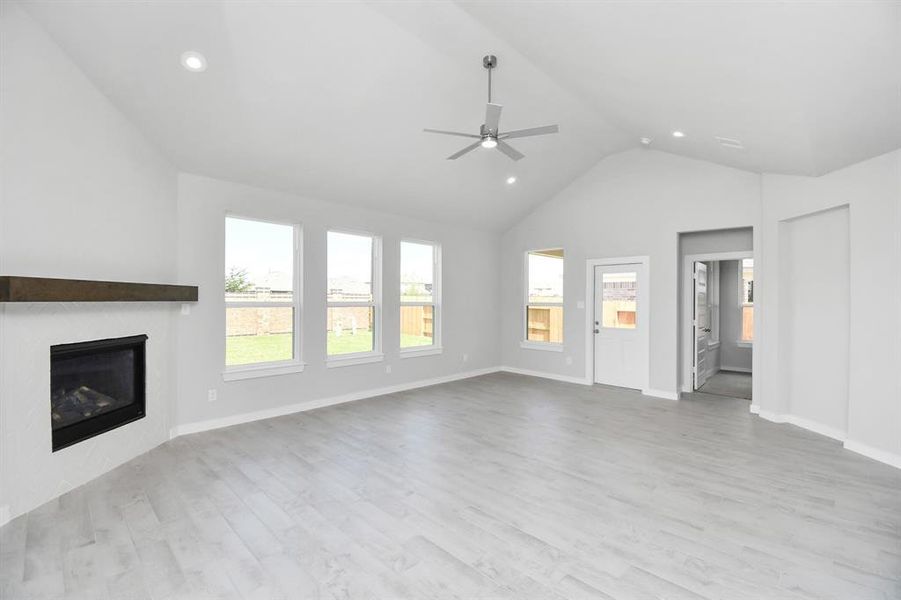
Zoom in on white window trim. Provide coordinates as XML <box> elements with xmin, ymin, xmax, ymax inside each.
<box><xmin>326</xmin><ymin>229</ymin><xmax>382</xmax><ymax>364</ymax></box>
<box><xmin>223</xmin><ymin>215</ymin><xmax>304</xmax><ymax>380</ymax></box>
<box><xmin>523</xmin><ymin>248</ymin><xmax>564</xmax><ymax>348</ymax></box>
<box><xmin>520</xmin><ymin>340</ymin><xmax>564</xmax><ymax>352</ymax></box>
<box><xmin>326</xmin><ymin>352</ymin><xmax>385</xmax><ymax>368</ymax></box>
<box><xmin>399</xmin><ymin>239</ymin><xmax>442</xmax><ymax>356</ymax></box>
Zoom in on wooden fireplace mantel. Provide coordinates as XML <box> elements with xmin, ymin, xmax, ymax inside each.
<box><xmin>0</xmin><ymin>276</ymin><xmax>198</xmax><ymax>302</ymax></box>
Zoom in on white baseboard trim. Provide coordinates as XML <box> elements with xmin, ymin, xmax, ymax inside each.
<box><xmin>170</xmin><ymin>367</ymin><xmax>502</xmax><ymax>438</ymax></box>
<box><xmin>720</xmin><ymin>365</ymin><xmax>752</xmax><ymax>373</ymax></box>
<box><xmin>0</xmin><ymin>505</ymin><xmax>10</xmax><ymax>528</ymax></box>
<box><xmin>843</xmin><ymin>440</ymin><xmax>901</xmax><ymax>469</ymax></box>
<box><xmin>757</xmin><ymin>410</ymin><xmax>846</xmax><ymax>442</ymax></box>
<box><xmin>642</xmin><ymin>388</ymin><xmax>680</xmax><ymax>401</ymax></box>
<box><xmin>754</xmin><ymin>410</ymin><xmax>900</xmax><ymax>469</ymax></box>
<box><xmin>749</xmin><ymin>404</ymin><xmax>760</xmax><ymax>414</ymax></box>
<box><xmin>499</xmin><ymin>366</ymin><xmax>591</xmax><ymax>386</ymax></box>
<box><xmin>785</xmin><ymin>415</ymin><xmax>846</xmax><ymax>442</ymax></box>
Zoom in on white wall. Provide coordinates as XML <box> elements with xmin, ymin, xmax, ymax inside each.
<box><xmin>0</xmin><ymin>4</ymin><xmax>179</xmax><ymax>521</ymax></box>
<box><xmin>500</xmin><ymin>149</ymin><xmax>760</xmax><ymax>394</ymax></box>
<box><xmin>719</xmin><ymin>260</ymin><xmax>752</xmax><ymax>372</ymax></box>
<box><xmin>758</xmin><ymin>150</ymin><xmax>901</xmax><ymax>462</ymax></box>
<box><xmin>175</xmin><ymin>174</ymin><xmax>501</xmax><ymax>430</ymax></box>
<box><xmin>781</xmin><ymin>206</ymin><xmax>850</xmax><ymax>437</ymax></box>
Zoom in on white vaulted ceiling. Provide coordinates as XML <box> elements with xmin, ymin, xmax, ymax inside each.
<box><xmin>18</xmin><ymin>1</ymin><xmax>901</xmax><ymax>230</ymax></box>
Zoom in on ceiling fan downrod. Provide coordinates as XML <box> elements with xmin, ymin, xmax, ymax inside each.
<box><xmin>483</xmin><ymin>54</ymin><xmax>497</xmax><ymax>104</ymax></box>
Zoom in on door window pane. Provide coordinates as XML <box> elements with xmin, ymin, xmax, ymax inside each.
<box><xmin>226</xmin><ymin>307</ymin><xmax>294</xmax><ymax>365</ymax></box>
<box><xmin>602</xmin><ymin>272</ymin><xmax>637</xmax><ymax>329</ymax></box>
<box><xmin>400</xmin><ymin>305</ymin><xmax>434</xmax><ymax>348</ymax></box>
<box><xmin>327</xmin><ymin>231</ymin><xmax>373</xmax><ymax>302</ymax></box>
<box><xmin>327</xmin><ymin>306</ymin><xmax>374</xmax><ymax>355</ymax></box>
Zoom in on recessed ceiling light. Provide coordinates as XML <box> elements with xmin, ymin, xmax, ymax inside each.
<box><xmin>672</xmin><ymin>130</ymin><xmax>685</xmax><ymax>138</ymax></box>
<box><xmin>180</xmin><ymin>51</ymin><xmax>207</xmax><ymax>72</ymax></box>
<box><xmin>506</xmin><ymin>176</ymin><xmax>517</xmax><ymax>184</ymax></box>
<box><xmin>640</xmin><ymin>137</ymin><xmax>652</xmax><ymax>146</ymax></box>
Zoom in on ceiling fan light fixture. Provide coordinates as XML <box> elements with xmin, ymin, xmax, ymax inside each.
<box><xmin>422</xmin><ymin>54</ymin><xmax>558</xmax><ymax>161</ymax></box>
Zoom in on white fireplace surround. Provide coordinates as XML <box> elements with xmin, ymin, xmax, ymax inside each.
<box><xmin>0</xmin><ymin>304</ymin><xmax>176</xmax><ymax>523</ymax></box>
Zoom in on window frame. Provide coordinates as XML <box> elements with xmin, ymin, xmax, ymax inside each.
<box><xmin>326</xmin><ymin>228</ymin><xmax>383</xmax><ymax>367</ymax></box>
<box><xmin>707</xmin><ymin>261</ymin><xmax>720</xmax><ymax>347</ymax></box>
<box><xmin>522</xmin><ymin>248</ymin><xmax>565</xmax><ymax>351</ymax></box>
<box><xmin>223</xmin><ymin>214</ymin><xmax>304</xmax><ymax>381</ymax></box>
<box><xmin>399</xmin><ymin>239</ymin><xmax>442</xmax><ymax>358</ymax></box>
<box><xmin>739</xmin><ymin>258</ymin><xmax>754</xmax><ymax>346</ymax></box>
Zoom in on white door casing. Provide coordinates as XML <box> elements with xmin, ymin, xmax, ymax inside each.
<box><xmin>693</xmin><ymin>261</ymin><xmax>711</xmax><ymax>389</ymax></box>
<box><xmin>592</xmin><ymin>261</ymin><xmax>648</xmax><ymax>390</ymax></box>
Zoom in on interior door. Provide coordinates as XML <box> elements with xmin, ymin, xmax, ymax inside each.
<box><xmin>693</xmin><ymin>261</ymin><xmax>711</xmax><ymax>389</ymax></box>
<box><xmin>593</xmin><ymin>263</ymin><xmax>646</xmax><ymax>389</ymax></box>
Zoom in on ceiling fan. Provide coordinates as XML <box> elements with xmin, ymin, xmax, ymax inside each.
<box><xmin>424</xmin><ymin>55</ymin><xmax>559</xmax><ymax>161</ymax></box>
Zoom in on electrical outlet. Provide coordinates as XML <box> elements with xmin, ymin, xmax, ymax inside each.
<box><xmin>576</xmin><ymin>300</ymin><xmax>585</xmax><ymax>309</ymax></box>
<box><xmin>462</xmin><ymin>353</ymin><xmax>469</xmax><ymax>363</ymax></box>
<box><xmin>207</xmin><ymin>389</ymin><xmax>217</xmax><ymax>402</ymax></box>
<box><xmin>565</xmin><ymin>356</ymin><xmax>573</xmax><ymax>366</ymax></box>
<box><xmin>386</xmin><ymin>365</ymin><xmax>392</xmax><ymax>374</ymax></box>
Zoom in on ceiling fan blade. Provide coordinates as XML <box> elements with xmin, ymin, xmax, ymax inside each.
<box><xmin>500</xmin><ymin>124</ymin><xmax>559</xmax><ymax>139</ymax></box>
<box><xmin>424</xmin><ymin>128</ymin><xmax>480</xmax><ymax>139</ymax></box>
<box><xmin>484</xmin><ymin>103</ymin><xmax>503</xmax><ymax>133</ymax></box>
<box><xmin>496</xmin><ymin>140</ymin><xmax>524</xmax><ymax>161</ymax></box>
<box><xmin>447</xmin><ymin>140</ymin><xmax>483</xmax><ymax>160</ymax></box>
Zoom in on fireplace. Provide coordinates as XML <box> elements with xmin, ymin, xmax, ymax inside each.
<box><xmin>50</xmin><ymin>335</ymin><xmax>147</xmax><ymax>451</ymax></box>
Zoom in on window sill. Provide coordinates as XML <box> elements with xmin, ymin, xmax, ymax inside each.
<box><xmin>400</xmin><ymin>346</ymin><xmax>443</xmax><ymax>359</ymax></box>
<box><xmin>736</xmin><ymin>340</ymin><xmax>753</xmax><ymax>348</ymax></box>
<box><xmin>327</xmin><ymin>352</ymin><xmax>385</xmax><ymax>368</ymax></box>
<box><xmin>223</xmin><ymin>361</ymin><xmax>306</xmax><ymax>382</ymax></box>
<box><xmin>520</xmin><ymin>340</ymin><xmax>564</xmax><ymax>352</ymax></box>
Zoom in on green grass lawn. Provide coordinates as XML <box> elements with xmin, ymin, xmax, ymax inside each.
<box><xmin>226</xmin><ymin>333</ymin><xmax>292</xmax><ymax>366</ymax></box>
<box><xmin>227</xmin><ymin>331</ymin><xmax>434</xmax><ymax>365</ymax></box>
<box><xmin>327</xmin><ymin>330</ymin><xmax>374</xmax><ymax>355</ymax></box>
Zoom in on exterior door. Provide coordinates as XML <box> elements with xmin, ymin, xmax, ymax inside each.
<box><xmin>593</xmin><ymin>263</ymin><xmax>646</xmax><ymax>389</ymax></box>
<box><xmin>693</xmin><ymin>261</ymin><xmax>711</xmax><ymax>389</ymax></box>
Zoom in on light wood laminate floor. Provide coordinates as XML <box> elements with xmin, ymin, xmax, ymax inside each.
<box><xmin>1</xmin><ymin>373</ymin><xmax>899</xmax><ymax>599</ymax></box>
<box><xmin>697</xmin><ymin>371</ymin><xmax>752</xmax><ymax>400</ymax></box>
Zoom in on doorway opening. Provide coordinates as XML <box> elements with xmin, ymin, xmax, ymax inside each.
<box><xmin>683</xmin><ymin>253</ymin><xmax>753</xmax><ymax>400</ymax></box>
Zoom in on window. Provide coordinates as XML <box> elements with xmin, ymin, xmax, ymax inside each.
<box><xmin>601</xmin><ymin>271</ymin><xmax>637</xmax><ymax>329</ymax></box>
<box><xmin>740</xmin><ymin>258</ymin><xmax>754</xmax><ymax>342</ymax></box>
<box><xmin>400</xmin><ymin>241</ymin><xmax>440</xmax><ymax>352</ymax></box>
<box><xmin>708</xmin><ymin>262</ymin><xmax>720</xmax><ymax>344</ymax></box>
<box><xmin>327</xmin><ymin>231</ymin><xmax>381</xmax><ymax>359</ymax></box>
<box><xmin>225</xmin><ymin>216</ymin><xmax>299</xmax><ymax>369</ymax></box>
<box><xmin>525</xmin><ymin>249</ymin><xmax>564</xmax><ymax>344</ymax></box>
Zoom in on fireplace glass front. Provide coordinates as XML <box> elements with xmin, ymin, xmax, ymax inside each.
<box><xmin>50</xmin><ymin>334</ymin><xmax>147</xmax><ymax>451</ymax></box>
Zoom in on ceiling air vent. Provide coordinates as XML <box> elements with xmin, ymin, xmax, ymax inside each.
<box><xmin>715</xmin><ymin>136</ymin><xmax>745</xmax><ymax>150</ymax></box>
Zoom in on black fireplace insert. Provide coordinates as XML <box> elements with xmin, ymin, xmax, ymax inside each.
<box><xmin>50</xmin><ymin>334</ymin><xmax>147</xmax><ymax>451</ymax></box>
